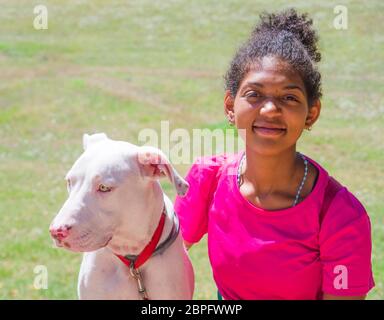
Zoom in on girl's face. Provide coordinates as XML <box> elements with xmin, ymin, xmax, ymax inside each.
<box><xmin>225</xmin><ymin>56</ymin><xmax>321</xmax><ymax>156</ymax></box>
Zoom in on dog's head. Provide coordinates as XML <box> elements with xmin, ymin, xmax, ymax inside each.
<box><xmin>49</xmin><ymin>133</ymin><xmax>189</xmax><ymax>252</ymax></box>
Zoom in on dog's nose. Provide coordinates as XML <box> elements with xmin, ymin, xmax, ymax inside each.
<box><xmin>50</xmin><ymin>225</ymin><xmax>72</xmax><ymax>241</ymax></box>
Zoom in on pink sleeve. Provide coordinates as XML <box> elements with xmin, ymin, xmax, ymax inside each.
<box><xmin>319</xmin><ymin>188</ymin><xmax>375</xmax><ymax>296</ymax></box>
<box><xmin>174</xmin><ymin>155</ymin><xmax>227</xmax><ymax>244</ymax></box>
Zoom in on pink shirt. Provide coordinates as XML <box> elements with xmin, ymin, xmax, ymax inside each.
<box><xmin>174</xmin><ymin>152</ymin><xmax>375</xmax><ymax>300</ymax></box>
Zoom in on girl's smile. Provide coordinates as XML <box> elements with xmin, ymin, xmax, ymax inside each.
<box><xmin>252</xmin><ymin>119</ymin><xmax>287</xmax><ymax>137</ymax></box>
<box><xmin>252</xmin><ymin>125</ymin><xmax>287</xmax><ymax>137</ymax></box>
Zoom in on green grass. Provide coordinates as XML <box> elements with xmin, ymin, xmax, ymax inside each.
<box><xmin>0</xmin><ymin>0</ymin><xmax>383</xmax><ymax>299</ymax></box>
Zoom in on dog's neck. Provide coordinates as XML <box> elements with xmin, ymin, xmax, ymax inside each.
<box><xmin>106</xmin><ymin>180</ymin><xmax>171</xmax><ymax>256</ymax></box>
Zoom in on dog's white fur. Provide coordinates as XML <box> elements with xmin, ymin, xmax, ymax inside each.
<box><xmin>50</xmin><ymin>133</ymin><xmax>194</xmax><ymax>299</ymax></box>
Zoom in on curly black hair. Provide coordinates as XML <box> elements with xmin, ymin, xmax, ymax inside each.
<box><xmin>224</xmin><ymin>8</ymin><xmax>322</xmax><ymax>105</ymax></box>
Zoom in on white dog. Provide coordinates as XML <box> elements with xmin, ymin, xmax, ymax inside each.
<box><xmin>49</xmin><ymin>133</ymin><xmax>194</xmax><ymax>299</ymax></box>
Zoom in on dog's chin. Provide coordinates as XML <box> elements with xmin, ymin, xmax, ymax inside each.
<box><xmin>52</xmin><ymin>236</ymin><xmax>113</xmax><ymax>253</ymax></box>
<box><xmin>52</xmin><ymin>238</ymin><xmax>64</xmax><ymax>248</ymax></box>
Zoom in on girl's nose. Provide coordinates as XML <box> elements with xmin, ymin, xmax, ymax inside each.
<box><xmin>260</xmin><ymin>100</ymin><xmax>279</xmax><ymax>115</ymax></box>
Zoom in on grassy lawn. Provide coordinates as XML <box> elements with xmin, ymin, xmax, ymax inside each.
<box><xmin>0</xmin><ymin>0</ymin><xmax>383</xmax><ymax>299</ymax></box>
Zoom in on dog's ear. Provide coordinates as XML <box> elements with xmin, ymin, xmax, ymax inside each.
<box><xmin>137</xmin><ymin>146</ymin><xmax>189</xmax><ymax>197</ymax></box>
<box><xmin>83</xmin><ymin>133</ymin><xmax>108</xmax><ymax>151</ymax></box>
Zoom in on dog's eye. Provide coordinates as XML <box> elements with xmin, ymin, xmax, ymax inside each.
<box><xmin>98</xmin><ymin>184</ymin><xmax>112</xmax><ymax>193</ymax></box>
<box><xmin>66</xmin><ymin>179</ymin><xmax>71</xmax><ymax>192</ymax></box>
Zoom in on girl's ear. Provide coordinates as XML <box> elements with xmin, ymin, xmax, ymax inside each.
<box><xmin>224</xmin><ymin>90</ymin><xmax>235</xmax><ymax>125</ymax></box>
<box><xmin>305</xmin><ymin>99</ymin><xmax>321</xmax><ymax>129</ymax></box>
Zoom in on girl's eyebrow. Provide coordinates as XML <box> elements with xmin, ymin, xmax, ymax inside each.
<box><xmin>245</xmin><ymin>81</ymin><xmax>264</xmax><ymax>87</ymax></box>
<box><xmin>244</xmin><ymin>82</ymin><xmax>305</xmax><ymax>94</ymax></box>
<box><xmin>283</xmin><ymin>84</ymin><xmax>305</xmax><ymax>94</ymax></box>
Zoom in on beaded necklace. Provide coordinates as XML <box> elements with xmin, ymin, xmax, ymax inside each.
<box><xmin>237</xmin><ymin>152</ymin><xmax>308</xmax><ymax>207</ymax></box>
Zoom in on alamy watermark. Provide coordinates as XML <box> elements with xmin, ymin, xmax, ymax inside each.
<box><xmin>333</xmin><ymin>264</ymin><xmax>348</xmax><ymax>290</ymax></box>
<box><xmin>33</xmin><ymin>5</ymin><xmax>48</xmax><ymax>30</ymax></box>
<box><xmin>333</xmin><ymin>5</ymin><xmax>348</xmax><ymax>30</ymax></box>
<box><xmin>138</xmin><ymin>121</ymin><xmax>245</xmax><ymax>168</ymax></box>
<box><xmin>33</xmin><ymin>265</ymin><xmax>48</xmax><ymax>290</ymax></box>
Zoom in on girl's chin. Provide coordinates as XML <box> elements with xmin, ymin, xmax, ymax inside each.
<box><xmin>247</xmin><ymin>138</ymin><xmax>296</xmax><ymax>157</ymax></box>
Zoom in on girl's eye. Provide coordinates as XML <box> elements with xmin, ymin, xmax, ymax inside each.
<box><xmin>245</xmin><ymin>91</ymin><xmax>261</xmax><ymax>98</ymax></box>
<box><xmin>98</xmin><ymin>184</ymin><xmax>112</xmax><ymax>193</ymax></box>
<box><xmin>283</xmin><ymin>95</ymin><xmax>298</xmax><ymax>102</ymax></box>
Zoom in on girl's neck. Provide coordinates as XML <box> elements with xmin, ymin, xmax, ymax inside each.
<box><xmin>241</xmin><ymin>146</ymin><xmax>301</xmax><ymax>197</ymax></box>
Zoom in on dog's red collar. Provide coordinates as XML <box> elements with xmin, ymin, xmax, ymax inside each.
<box><xmin>115</xmin><ymin>206</ymin><xmax>166</xmax><ymax>270</ymax></box>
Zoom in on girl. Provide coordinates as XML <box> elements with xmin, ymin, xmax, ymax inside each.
<box><xmin>174</xmin><ymin>9</ymin><xmax>374</xmax><ymax>300</ymax></box>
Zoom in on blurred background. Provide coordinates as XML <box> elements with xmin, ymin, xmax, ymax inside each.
<box><xmin>0</xmin><ymin>0</ymin><xmax>383</xmax><ymax>299</ymax></box>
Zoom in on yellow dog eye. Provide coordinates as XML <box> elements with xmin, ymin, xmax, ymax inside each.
<box><xmin>98</xmin><ymin>184</ymin><xmax>112</xmax><ymax>192</ymax></box>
